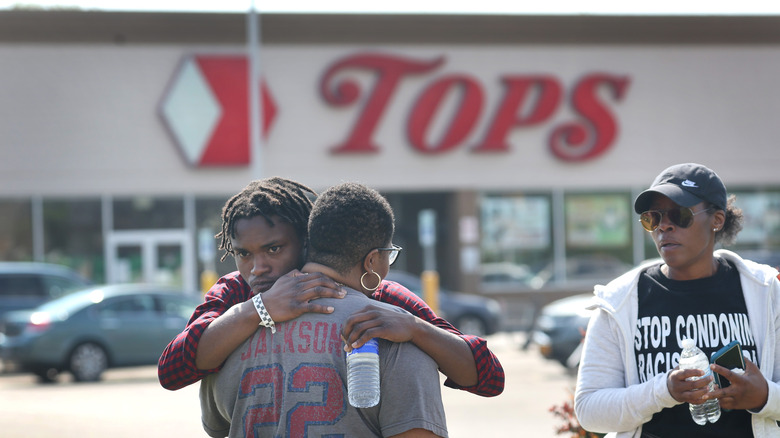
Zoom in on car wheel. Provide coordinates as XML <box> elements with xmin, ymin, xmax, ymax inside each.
<box><xmin>456</xmin><ymin>315</ymin><xmax>488</xmax><ymax>337</ymax></box>
<box><xmin>69</xmin><ymin>342</ymin><xmax>108</xmax><ymax>382</ymax></box>
<box><xmin>33</xmin><ymin>367</ymin><xmax>60</xmax><ymax>384</ymax></box>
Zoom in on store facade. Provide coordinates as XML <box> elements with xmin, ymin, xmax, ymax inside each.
<box><xmin>1</xmin><ymin>11</ymin><xmax>779</xmax><ymax>305</ymax></box>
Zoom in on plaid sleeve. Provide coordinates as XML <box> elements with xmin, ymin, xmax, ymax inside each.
<box><xmin>375</xmin><ymin>281</ymin><xmax>505</xmax><ymax>397</ymax></box>
<box><xmin>448</xmin><ymin>333</ymin><xmax>505</xmax><ymax>397</ymax></box>
<box><xmin>157</xmin><ymin>272</ymin><xmax>249</xmax><ymax>390</ymax></box>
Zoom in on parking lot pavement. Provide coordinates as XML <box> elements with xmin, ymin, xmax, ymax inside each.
<box><xmin>0</xmin><ymin>332</ymin><xmax>577</xmax><ymax>438</ymax></box>
<box><xmin>443</xmin><ymin>332</ymin><xmax>578</xmax><ymax>437</ymax></box>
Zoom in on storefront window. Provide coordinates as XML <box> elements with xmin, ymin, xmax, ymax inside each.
<box><xmin>563</xmin><ymin>193</ymin><xmax>633</xmax><ymax>286</ymax></box>
<box><xmin>43</xmin><ymin>199</ymin><xmax>103</xmax><ymax>282</ymax></box>
<box><xmin>0</xmin><ymin>199</ymin><xmax>32</xmax><ymax>261</ymax></box>
<box><xmin>112</xmin><ymin>197</ymin><xmax>184</xmax><ymax>230</ymax></box>
<box><xmin>480</xmin><ymin>191</ymin><xmax>634</xmax><ymax>290</ymax></box>
<box><xmin>731</xmin><ymin>191</ymin><xmax>780</xmax><ymax>249</ymax></box>
<box><xmin>480</xmin><ymin>194</ymin><xmax>553</xmax><ymax>289</ymax></box>
<box><xmin>720</xmin><ymin>190</ymin><xmax>780</xmax><ymax>269</ymax></box>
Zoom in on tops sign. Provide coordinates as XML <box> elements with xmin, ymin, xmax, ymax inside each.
<box><xmin>161</xmin><ymin>52</ymin><xmax>630</xmax><ymax>167</ymax></box>
<box><xmin>321</xmin><ymin>53</ymin><xmax>630</xmax><ymax>162</ymax></box>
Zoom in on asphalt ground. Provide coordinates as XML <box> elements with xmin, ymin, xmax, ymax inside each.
<box><xmin>0</xmin><ymin>332</ymin><xmax>577</xmax><ymax>438</ymax></box>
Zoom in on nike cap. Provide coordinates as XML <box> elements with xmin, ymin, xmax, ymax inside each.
<box><xmin>634</xmin><ymin>163</ymin><xmax>727</xmax><ymax>214</ymax></box>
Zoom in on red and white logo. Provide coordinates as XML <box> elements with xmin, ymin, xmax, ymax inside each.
<box><xmin>159</xmin><ymin>55</ymin><xmax>277</xmax><ymax>167</ymax></box>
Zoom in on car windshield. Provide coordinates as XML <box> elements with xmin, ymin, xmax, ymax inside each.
<box><xmin>36</xmin><ymin>286</ymin><xmax>107</xmax><ymax>314</ymax></box>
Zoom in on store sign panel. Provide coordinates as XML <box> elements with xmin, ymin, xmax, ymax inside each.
<box><xmin>160</xmin><ymin>52</ymin><xmax>629</xmax><ymax>167</ymax></box>
<box><xmin>159</xmin><ymin>55</ymin><xmax>277</xmax><ymax>167</ymax></box>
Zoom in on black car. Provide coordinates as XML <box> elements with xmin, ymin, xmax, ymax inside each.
<box><xmin>385</xmin><ymin>270</ymin><xmax>504</xmax><ymax>337</ymax></box>
<box><xmin>0</xmin><ymin>262</ymin><xmax>92</xmax><ymax>317</ymax></box>
<box><xmin>531</xmin><ymin>293</ymin><xmax>593</xmax><ymax>370</ymax></box>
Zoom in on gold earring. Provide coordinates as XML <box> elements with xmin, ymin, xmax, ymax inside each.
<box><xmin>360</xmin><ymin>270</ymin><xmax>382</xmax><ymax>291</ymax></box>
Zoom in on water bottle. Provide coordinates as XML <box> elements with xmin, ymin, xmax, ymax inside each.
<box><xmin>678</xmin><ymin>338</ymin><xmax>721</xmax><ymax>425</ymax></box>
<box><xmin>346</xmin><ymin>338</ymin><xmax>380</xmax><ymax>408</ymax></box>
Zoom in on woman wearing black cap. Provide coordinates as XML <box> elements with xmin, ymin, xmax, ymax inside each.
<box><xmin>574</xmin><ymin>163</ymin><xmax>780</xmax><ymax>437</ymax></box>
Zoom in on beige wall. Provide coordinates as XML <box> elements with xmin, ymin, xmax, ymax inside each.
<box><xmin>1</xmin><ymin>12</ymin><xmax>779</xmax><ymax>197</ymax></box>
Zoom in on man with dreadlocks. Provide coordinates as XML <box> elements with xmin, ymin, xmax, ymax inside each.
<box><xmin>158</xmin><ymin>177</ymin><xmax>504</xmax><ymax>399</ymax></box>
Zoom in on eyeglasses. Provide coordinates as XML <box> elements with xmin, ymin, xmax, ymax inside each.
<box><xmin>376</xmin><ymin>244</ymin><xmax>403</xmax><ymax>265</ymax></box>
<box><xmin>639</xmin><ymin>207</ymin><xmax>712</xmax><ymax>232</ymax></box>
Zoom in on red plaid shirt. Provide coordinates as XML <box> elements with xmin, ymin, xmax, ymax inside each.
<box><xmin>158</xmin><ymin>271</ymin><xmax>505</xmax><ymax>397</ymax></box>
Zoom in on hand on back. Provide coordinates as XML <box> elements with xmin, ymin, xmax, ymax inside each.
<box><xmin>260</xmin><ymin>270</ymin><xmax>346</xmax><ymax>322</ymax></box>
<box><xmin>341</xmin><ymin>303</ymin><xmax>418</xmax><ymax>351</ymax></box>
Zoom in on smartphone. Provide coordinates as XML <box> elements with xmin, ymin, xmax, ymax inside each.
<box><xmin>710</xmin><ymin>340</ymin><xmax>745</xmax><ymax>388</ymax></box>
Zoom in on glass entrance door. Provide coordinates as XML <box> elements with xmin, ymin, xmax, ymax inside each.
<box><xmin>106</xmin><ymin>230</ymin><xmax>195</xmax><ymax>292</ymax></box>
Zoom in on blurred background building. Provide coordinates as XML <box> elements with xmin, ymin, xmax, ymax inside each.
<box><xmin>1</xmin><ymin>10</ymin><xmax>779</xmax><ymax>325</ymax></box>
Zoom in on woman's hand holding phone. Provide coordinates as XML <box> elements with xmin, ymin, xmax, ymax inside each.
<box><xmin>704</xmin><ymin>341</ymin><xmax>768</xmax><ymax>412</ymax></box>
<box><xmin>709</xmin><ymin>340</ymin><xmax>745</xmax><ymax>389</ymax></box>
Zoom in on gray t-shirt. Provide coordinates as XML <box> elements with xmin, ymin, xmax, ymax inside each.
<box><xmin>200</xmin><ymin>289</ymin><xmax>448</xmax><ymax>438</ymax></box>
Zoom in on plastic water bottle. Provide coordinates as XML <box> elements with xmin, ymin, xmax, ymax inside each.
<box><xmin>346</xmin><ymin>338</ymin><xmax>380</xmax><ymax>408</ymax></box>
<box><xmin>678</xmin><ymin>338</ymin><xmax>721</xmax><ymax>425</ymax></box>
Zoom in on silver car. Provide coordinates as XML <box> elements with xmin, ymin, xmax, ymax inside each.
<box><xmin>0</xmin><ymin>284</ymin><xmax>200</xmax><ymax>383</ymax></box>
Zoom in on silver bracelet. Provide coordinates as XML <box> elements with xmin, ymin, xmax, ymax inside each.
<box><xmin>251</xmin><ymin>294</ymin><xmax>276</xmax><ymax>333</ymax></box>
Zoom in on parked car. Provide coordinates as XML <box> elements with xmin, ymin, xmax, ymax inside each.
<box><xmin>531</xmin><ymin>293</ymin><xmax>594</xmax><ymax>370</ymax></box>
<box><xmin>385</xmin><ymin>270</ymin><xmax>504</xmax><ymax>337</ymax></box>
<box><xmin>0</xmin><ymin>262</ymin><xmax>92</xmax><ymax>317</ymax></box>
<box><xmin>0</xmin><ymin>284</ymin><xmax>201</xmax><ymax>382</ymax></box>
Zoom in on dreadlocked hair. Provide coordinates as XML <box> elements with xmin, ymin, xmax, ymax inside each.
<box><xmin>217</xmin><ymin>177</ymin><xmax>316</xmax><ymax>261</ymax></box>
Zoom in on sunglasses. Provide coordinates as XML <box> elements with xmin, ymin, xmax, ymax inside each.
<box><xmin>376</xmin><ymin>244</ymin><xmax>403</xmax><ymax>265</ymax></box>
<box><xmin>639</xmin><ymin>207</ymin><xmax>712</xmax><ymax>232</ymax></box>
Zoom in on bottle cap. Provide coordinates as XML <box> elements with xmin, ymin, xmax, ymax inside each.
<box><xmin>347</xmin><ymin>338</ymin><xmax>379</xmax><ymax>356</ymax></box>
<box><xmin>682</xmin><ymin>338</ymin><xmax>694</xmax><ymax>349</ymax></box>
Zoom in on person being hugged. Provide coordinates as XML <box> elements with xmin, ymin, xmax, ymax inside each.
<box><xmin>200</xmin><ymin>182</ymin><xmax>448</xmax><ymax>437</ymax></box>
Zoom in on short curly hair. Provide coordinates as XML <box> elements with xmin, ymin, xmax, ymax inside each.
<box><xmin>307</xmin><ymin>182</ymin><xmax>394</xmax><ymax>274</ymax></box>
<box><xmin>216</xmin><ymin>177</ymin><xmax>316</xmax><ymax>261</ymax></box>
<box><xmin>714</xmin><ymin>194</ymin><xmax>744</xmax><ymax>247</ymax></box>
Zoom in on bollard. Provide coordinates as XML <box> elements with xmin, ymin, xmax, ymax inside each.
<box><xmin>421</xmin><ymin>270</ymin><xmax>440</xmax><ymax>314</ymax></box>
